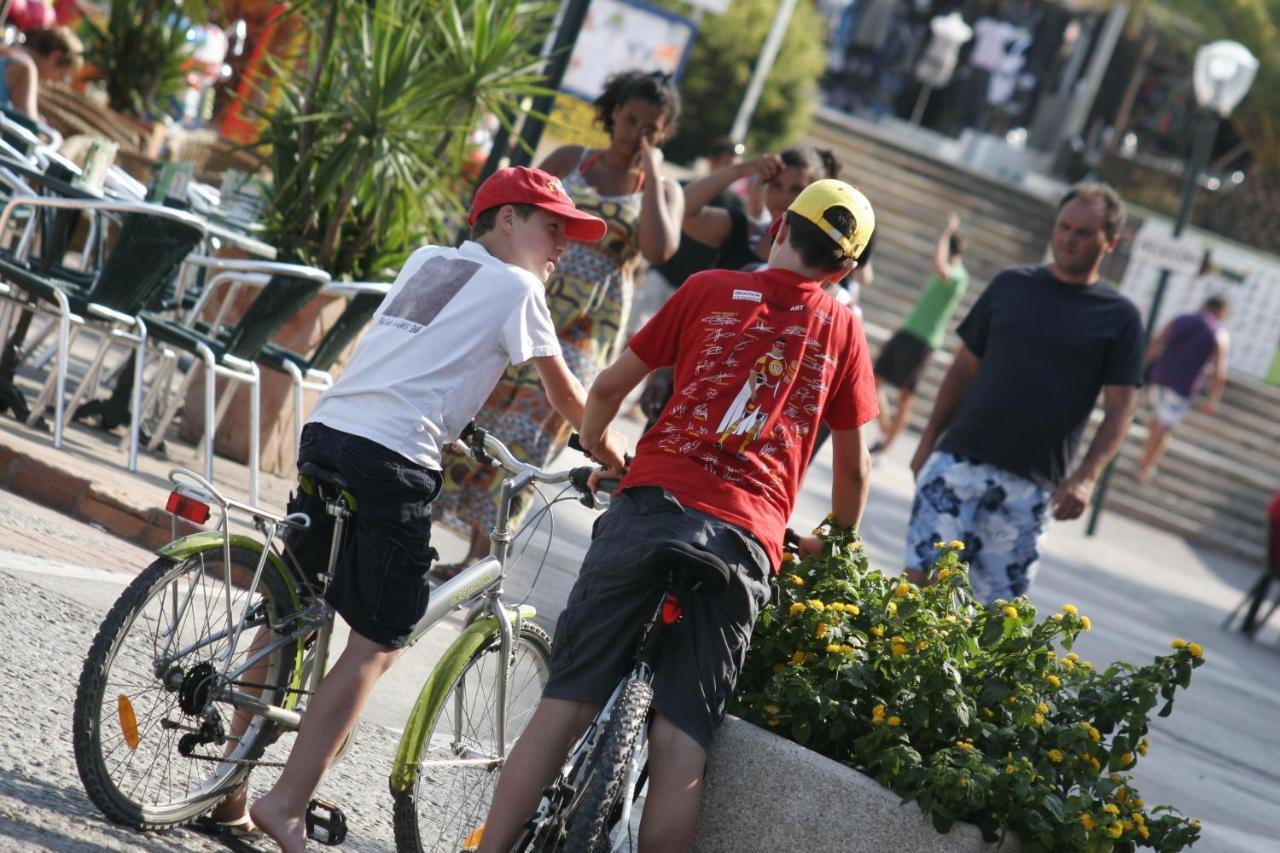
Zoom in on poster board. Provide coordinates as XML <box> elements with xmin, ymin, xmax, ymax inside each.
<box><xmin>1120</xmin><ymin>219</ymin><xmax>1280</xmax><ymax>385</ymax></box>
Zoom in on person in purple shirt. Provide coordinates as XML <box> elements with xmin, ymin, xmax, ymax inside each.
<box><xmin>1136</xmin><ymin>296</ymin><xmax>1230</xmax><ymax>484</ymax></box>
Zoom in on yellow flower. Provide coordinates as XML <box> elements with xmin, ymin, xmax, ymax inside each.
<box><xmin>1061</xmin><ymin>604</ymin><xmax>1078</xmax><ymax>615</ymax></box>
<box><xmin>1080</xmin><ymin>813</ymin><xmax>1095</xmax><ymax>831</ymax></box>
<box><xmin>1047</xmin><ymin>749</ymin><xmax>1064</xmax><ymax>763</ymax></box>
<box><xmin>816</xmin><ymin>623</ymin><xmax>829</xmax><ymax>639</ymax></box>
<box><xmin>1079</xmin><ymin>660</ymin><xmax>1093</xmax><ymax>670</ymax></box>
<box><xmin>933</xmin><ymin>541</ymin><xmax>946</xmax><ymax>549</ymax></box>
<box><xmin>1115</xmin><ymin>788</ymin><xmax>1129</xmax><ymax>804</ymax></box>
<box><xmin>763</xmin><ymin>705</ymin><xmax>781</xmax><ymax>716</ymax></box>
<box><xmin>767</xmin><ymin>718</ymin><xmax>781</xmax><ymax>727</ymax></box>
<box><xmin>1061</xmin><ymin>659</ymin><xmax>1076</xmax><ymax>671</ymax></box>
<box><xmin>1005</xmin><ymin>764</ymin><xmax>1016</xmax><ymax>774</ymax></box>
<box><xmin>808</xmin><ymin>599</ymin><xmax>826</xmax><ymax>612</ymax></box>
<box><xmin>1050</xmin><ymin>613</ymin><xmax>1063</xmax><ymax>623</ymax></box>
<box><xmin>943</xmin><ymin>614</ymin><xmax>958</xmax><ymax>624</ymax></box>
<box><xmin>869</xmin><ymin>625</ymin><xmax>885</xmax><ymax>638</ymax></box>
<box><xmin>1122</xmin><ymin>819</ymin><xmax>1134</xmax><ymax>831</ymax></box>
<box><xmin>788</xmin><ymin>574</ymin><xmax>805</xmax><ymax>587</ymax></box>
<box><xmin>887</xmin><ymin>601</ymin><xmax>898</xmax><ymax>614</ymax></box>
<box><xmin>1033</xmin><ymin>712</ymin><xmax>1045</xmax><ymax>727</ymax></box>
<box><xmin>1065</xmin><ymin>652</ymin><xmax>1079</xmax><ymax>662</ymax></box>
<box><xmin>789</xmin><ymin>603</ymin><xmax>807</xmax><ymax>616</ymax></box>
<box><xmin>1089</xmin><ymin>726</ymin><xmax>1101</xmax><ymax>743</ymax></box>
<box><xmin>1188</xmin><ymin>642</ymin><xmax>1204</xmax><ymax>659</ymax></box>
<box><xmin>915</xmin><ymin>640</ymin><xmax>929</xmax><ymax>652</ymax></box>
<box><xmin>937</xmin><ymin>568</ymin><xmax>951</xmax><ymax>581</ymax></box>
<box><xmin>1036</xmin><ymin>702</ymin><xmax>1049</xmax><ymax>714</ymax></box>
<box><xmin>845</xmin><ymin>603</ymin><xmax>860</xmax><ymax>616</ymax></box>
<box><xmin>781</xmin><ymin>551</ymin><xmax>798</xmax><ymax>566</ymax></box>
<box><xmin>887</xmin><ymin>715</ymin><xmax>901</xmax><ymax>727</ymax></box>
<box><xmin>871</xmin><ymin>704</ymin><xmax>886</xmax><ymax>723</ymax></box>
<box><xmin>804</xmin><ymin>651</ymin><xmax>818</xmax><ymax>663</ymax></box>
<box><xmin>1120</xmin><ymin>752</ymin><xmax>1133</xmax><ymax>764</ymax></box>
<box><xmin>1002</xmin><ymin>605</ymin><xmax>1018</xmax><ymax>618</ymax></box>
<box><xmin>826</xmin><ymin>643</ymin><xmax>843</xmax><ymax>654</ymax></box>
<box><xmin>1138</xmin><ymin>825</ymin><xmax>1150</xmax><ymax>840</ymax></box>
<box><xmin>891</xmin><ymin>642</ymin><xmax>908</xmax><ymax>657</ymax></box>
<box><xmin>1045</xmin><ymin>674</ymin><xmax>1062</xmax><ymax>688</ymax></box>
<box><xmin>1107</xmin><ymin>822</ymin><xmax>1123</xmax><ymax>839</ymax></box>
<box><xmin>1102</xmin><ymin>804</ymin><xmax>1120</xmax><ymax>816</ymax></box>
<box><xmin>1132</xmin><ymin>798</ymin><xmax>1144</xmax><ymax>810</ymax></box>
<box><xmin>1090</xmin><ymin>757</ymin><xmax>1101</xmax><ymax>771</ymax></box>
<box><xmin>1171</xmin><ymin>638</ymin><xmax>1187</xmax><ymax>649</ymax></box>
<box><xmin>894</xmin><ymin>582</ymin><xmax>912</xmax><ymax>598</ymax></box>
<box><xmin>1137</xmin><ymin>738</ymin><xmax>1150</xmax><ymax>757</ymax></box>
<box><xmin>982</xmin><ymin>707</ymin><xmax>993</xmax><ymax>719</ymax></box>
<box><xmin>840</xmin><ymin>644</ymin><xmax>855</xmax><ymax>654</ymax></box>
<box><xmin>789</xmin><ymin>651</ymin><xmax>806</xmax><ymax>666</ymax></box>
<box><xmin>1110</xmin><ymin>773</ymin><xmax>1124</xmax><ymax>784</ymax></box>
<box><xmin>956</xmin><ymin>741</ymin><xmax>975</xmax><ymax>750</ymax></box>
<box><xmin>948</xmin><ymin>539</ymin><xmax>965</xmax><ymax>550</ymax></box>
<box><xmin>1081</xmin><ymin>616</ymin><xmax>1092</xmax><ymax>631</ymax></box>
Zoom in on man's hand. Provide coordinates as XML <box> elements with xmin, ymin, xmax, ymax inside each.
<box><xmin>1051</xmin><ymin>473</ymin><xmax>1096</xmax><ymax>520</ymax></box>
<box><xmin>582</xmin><ymin>427</ymin><xmax>628</xmax><ymax>471</ymax></box>
<box><xmin>1196</xmin><ymin>399</ymin><xmax>1217</xmax><ymax>414</ymax></box>
<box><xmin>742</xmin><ymin>154</ymin><xmax>784</xmax><ymax>183</ymax></box>
<box><xmin>587</xmin><ymin>464</ymin><xmax>627</xmax><ymax>495</ymax></box>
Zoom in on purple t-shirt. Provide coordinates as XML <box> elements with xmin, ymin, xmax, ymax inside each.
<box><xmin>1150</xmin><ymin>312</ymin><xmax>1218</xmax><ymax>398</ymax></box>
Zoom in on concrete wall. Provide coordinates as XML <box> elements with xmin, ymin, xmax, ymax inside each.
<box><xmin>694</xmin><ymin>717</ymin><xmax>1019</xmax><ymax>852</ymax></box>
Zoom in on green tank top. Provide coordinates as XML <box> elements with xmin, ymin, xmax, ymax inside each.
<box><xmin>901</xmin><ymin>262</ymin><xmax>969</xmax><ymax>349</ymax></box>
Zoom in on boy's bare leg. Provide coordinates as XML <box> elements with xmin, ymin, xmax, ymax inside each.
<box><xmin>477</xmin><ymin>698</ymin><xmax>600</xmax><ymax>853</ymax></box>
<box><xmin>637</xmin><ymin>714</ymin><xmax>705</xmax><ymax>852</ymax></box>
<box><xmin>874</xmin><ymin>379</ymin><xmax>891</xmax><ymax>435</ymax></box>
<box><xmin>1136</xmin><ymin>421</ymin><xmax>1171</xmax><ymax>483</ymax></box>
<box><xmin>878</xmin><ymin>387</ymin><xmax>915</xmax><ymax>453</ymax></box>
<box><xmin>209</xmin><ymin>626</ymin><xmax>272</xmax><ymax>825</ymax></box>
<box><xmin>250</xmin><ymin>632</ymin><xmax>401</xmax><ymax>853</ymax></box>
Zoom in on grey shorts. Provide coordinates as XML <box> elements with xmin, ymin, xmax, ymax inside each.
<box><xmin>544</xmin><ymin>486</ymin><xmax>772</xmax><ymax>751</ymax></box>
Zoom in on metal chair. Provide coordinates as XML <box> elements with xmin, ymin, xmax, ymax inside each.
<box><xmin>0</xmin><ymin>197</ymin><xmax>206</xmax><ymax>466</ymax></box>
<box><xmin>139</xmin><ymin>258</ymin><xmax>330</xmax><ymax>503</ymax></box>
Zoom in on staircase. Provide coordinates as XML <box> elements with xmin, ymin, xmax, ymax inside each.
<box><xmin>801</xmin><ymin>107</ymin><xmax>1278</xmax><ymax>562</ymax></box>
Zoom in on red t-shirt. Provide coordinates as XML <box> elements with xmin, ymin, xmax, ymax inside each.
<box><xmin>623</xmin><ymin>266</ymin><xmax>879</xmax><ymax>571</ymax></box>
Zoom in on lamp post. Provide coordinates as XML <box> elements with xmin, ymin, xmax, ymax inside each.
<box><xmin>1085</xmin><ymin>39</ymin><xmax>1257</xmax><ymax>537</ymax></box>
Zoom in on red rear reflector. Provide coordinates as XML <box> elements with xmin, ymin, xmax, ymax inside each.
<box><xmin>167</xmin><ymin>492</ymin><xmax>211</xmax><ymax>524</ymax></box>
<box><xmin>661</xmin><ymin>593</ymin><xmax>682</xmax><ymax>625</ymax></box>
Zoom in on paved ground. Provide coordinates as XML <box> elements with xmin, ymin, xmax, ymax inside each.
<box><xmin>1</xmin><ymin>402</ymin><xmax>1279</xmax><ymax>851</ymax></box>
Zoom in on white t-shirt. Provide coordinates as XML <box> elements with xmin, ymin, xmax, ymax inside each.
<box><xmin>308</xmin><ymin>241</ymin><xmax>561</xmax><ymax>470</ymax></box>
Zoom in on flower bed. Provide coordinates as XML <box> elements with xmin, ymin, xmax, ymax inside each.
<box><xmin>730</xmin><ymin>527</ymin><xmax>1204</xmax><ymax>852</ymax></box>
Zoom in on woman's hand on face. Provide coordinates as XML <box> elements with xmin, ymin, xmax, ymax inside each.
<box><xmin>743</xmin><ymin>154</ymin><xmax>784</xmax><ymax>183</ymax></box>
<box><xmin>634</xmin><ymin>138</ymin><xmax>664</xmax><ymax>174</ymax></box>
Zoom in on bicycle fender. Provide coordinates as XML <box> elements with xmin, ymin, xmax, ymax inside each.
<box><xmin>388</xmin><ymin>605</ymin><xmax>537</xmax><ymax>794</ymax></box>
<box><xmin>157</xmin><ymin>532</ymin><xmax>297</xmax><ymax>601</ymax></box>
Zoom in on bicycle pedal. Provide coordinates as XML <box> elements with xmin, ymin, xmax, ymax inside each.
<box><xmin>305</xmin><ymin>797</ymin><xmax>348</xmax><ymax>846</ymax></box>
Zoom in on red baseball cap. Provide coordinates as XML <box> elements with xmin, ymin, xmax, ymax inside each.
<box><xmin>468</xmin><ymin>166</ymin><xmax>607</xmax><ymax>242</ymax></box>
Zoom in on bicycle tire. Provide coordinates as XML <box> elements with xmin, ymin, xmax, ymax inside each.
<box><xmin>562</xmin><ymin>677</ymin><xmax>653</xmax><ymax>853</ymax></box>
<box><xmin>392</xmin><ymin>619</ymin><xmax>553</xmax><ymax>853</ymax></box>
<box><xmin>73</xmin><ymin>547</ymin><xmax>304</xmax><ymax>829</ymax></box>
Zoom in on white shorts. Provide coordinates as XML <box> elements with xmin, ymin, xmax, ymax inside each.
<box><xmin>1149</xmin><ymin>385</ymin><xmax>1191</xmax><ymax>428</ymax></box>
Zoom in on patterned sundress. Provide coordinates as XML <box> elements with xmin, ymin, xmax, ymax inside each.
<box><xmin>434</xmin><ymin>150</ymin><xmax>646</xmax><ymax>536</ymax></box>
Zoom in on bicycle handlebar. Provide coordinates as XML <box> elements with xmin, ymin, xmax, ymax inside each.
<box><xmin>456</xmin><ymin>423</ymin><xmax>616</xmax><ymax>508</ymax></box>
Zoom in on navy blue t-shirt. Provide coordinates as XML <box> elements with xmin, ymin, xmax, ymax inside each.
<box><xmin>938</xmin><ymin>265</ymin><xmax>1143</xmax><ymax>487</ymax></box>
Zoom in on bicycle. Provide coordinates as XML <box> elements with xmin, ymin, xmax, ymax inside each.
<box><xmin>72</xmin><ymin>423</ymin><xmax>608</xmax><ymax>852</ymax></box>
<box><xmin>516</xmin><ymin>538</ymin><xmax>734</xmax><ymax>852</ymax></box>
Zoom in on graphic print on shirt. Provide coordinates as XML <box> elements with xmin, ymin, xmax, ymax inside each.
<box><xmin>379</xmin><ymin>256</ymin><xmax>481</xmax><ymax>333</ymax></box>
<box><xmin>655</xmin><ymin>302</ymin><xmax>840</xmax><ymax>489</ymax></box>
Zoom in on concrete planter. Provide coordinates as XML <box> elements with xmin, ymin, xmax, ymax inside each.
<box><xmin>694</xmin><ymin>717</ymin><xmax>1019</xmax><ymax>852</ymax></box>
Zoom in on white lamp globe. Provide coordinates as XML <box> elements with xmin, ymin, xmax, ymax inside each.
<box><xmin>1193</xmin><ymin>40</ymin><xmax>1259</xmax><ymax>117</ymax></box>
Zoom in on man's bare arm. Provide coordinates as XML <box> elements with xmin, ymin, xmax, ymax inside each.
<box><xmin>1051</xmin><ymin>384</ymin><xmax>1138</xmax><ymax>520</ymax></box>
<box><xmin>578</xmin><ymin>348</ymin><xmax>651</xmax><ymax>464</ymax></box>
<box><xmin>910</xmin><ymin>344</ymin><xmax>980</xmax><ymax>477</ymax></box>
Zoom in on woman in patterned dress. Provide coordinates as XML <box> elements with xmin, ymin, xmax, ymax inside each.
<box><xmin>433</xmin><ymin>71</ymin><xmax>685</xmax><ymax>574</ymax></box>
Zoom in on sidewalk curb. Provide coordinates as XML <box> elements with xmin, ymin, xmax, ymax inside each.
<box><xmin>0</xmin><ymin>444</ymin><xmax>184</xmax><ymax>552</ymax></box>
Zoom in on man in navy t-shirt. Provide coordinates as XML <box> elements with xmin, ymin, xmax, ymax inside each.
<box><xmin>905</xmin><ymin>183</ymin><xmax>1144</xmax><ymax>603</ymax></box>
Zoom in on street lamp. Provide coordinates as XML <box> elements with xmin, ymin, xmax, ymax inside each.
<box><xmin>1086</xmin><ymin>40</ymin><xmax>1257</xmax><ymax>537</ymax></box>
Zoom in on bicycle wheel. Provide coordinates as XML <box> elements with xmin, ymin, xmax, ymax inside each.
<box><xmin>562</xmin><ymin>677</ymin><xmax>653</xmax><ymax>853</ymax></box>
<box><xmin>392</xmin><ymin>620</ymin><xmax>552</xmax><ymax>853</ymax></box>
<box><xmin>73</xmin><ymin>546</ymin><xmax>305</xmax><ymax>829</ymax></box>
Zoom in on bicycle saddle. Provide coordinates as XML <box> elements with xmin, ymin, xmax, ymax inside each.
<box><xmin>298</xmin><ymin>461</ymin><xmax>351</xmax><ymax>491</ymax></box>
<box><xmin>642</xmin><ymin>541</ymin><xmax>731</xmax><ymax>593</ymax></box>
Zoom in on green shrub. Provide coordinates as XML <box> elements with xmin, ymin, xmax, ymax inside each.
<box><xmin>732</xmin><ymin>527</ymin><xmax>1204</xmax><ymax>852</ymax></box>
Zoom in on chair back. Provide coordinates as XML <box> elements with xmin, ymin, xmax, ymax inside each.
<box><xmin>91</xmin><ymin>210</ymin><xmax>205</xmax><ymax>312</ymax></box>
<box><xmin>224</xmin><ymin>272</ymin><xmax>325</xmax><ymax>361</ymax></box>
<box><xmin>308</xmin><ymin>291</ymin><xmax>383</xmax><ymax>371</ymax></box>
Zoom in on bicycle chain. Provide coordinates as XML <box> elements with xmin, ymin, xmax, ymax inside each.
<box><xmin>184</xmin><ymin>751</ymin><xmax>290</xmax><ymax>769</ymax></box>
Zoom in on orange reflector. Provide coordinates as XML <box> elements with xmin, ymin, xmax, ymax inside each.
<box><xmin>117</xmin><ymin>694</ymin><xmax>140</xmax><ymax>750</ymax></box>
<box><xmin>461</xmin><ymin>824</ymin><xmax>485</xmax><ymax>850</ymax></box>
<box><xmin>167</xmin><ymin>491</ymin><xmax>211</xmax><ymax>524</ymax></box>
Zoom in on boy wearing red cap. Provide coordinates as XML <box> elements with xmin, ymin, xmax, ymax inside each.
<box><xmin>479</xmin><ymin>180</ymin><xmax>880</xmax><ymax>851</ymax></box>
<box><xmin>237</xmin><ymin>168</ymin><xmax>628</xmax><ymax>851</ymax></box>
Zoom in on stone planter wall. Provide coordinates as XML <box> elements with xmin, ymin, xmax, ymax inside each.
<box><xmin>694</xmin><ymin>717</ymin><xmax>1020</xmax><ymax>852</ymax></box>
